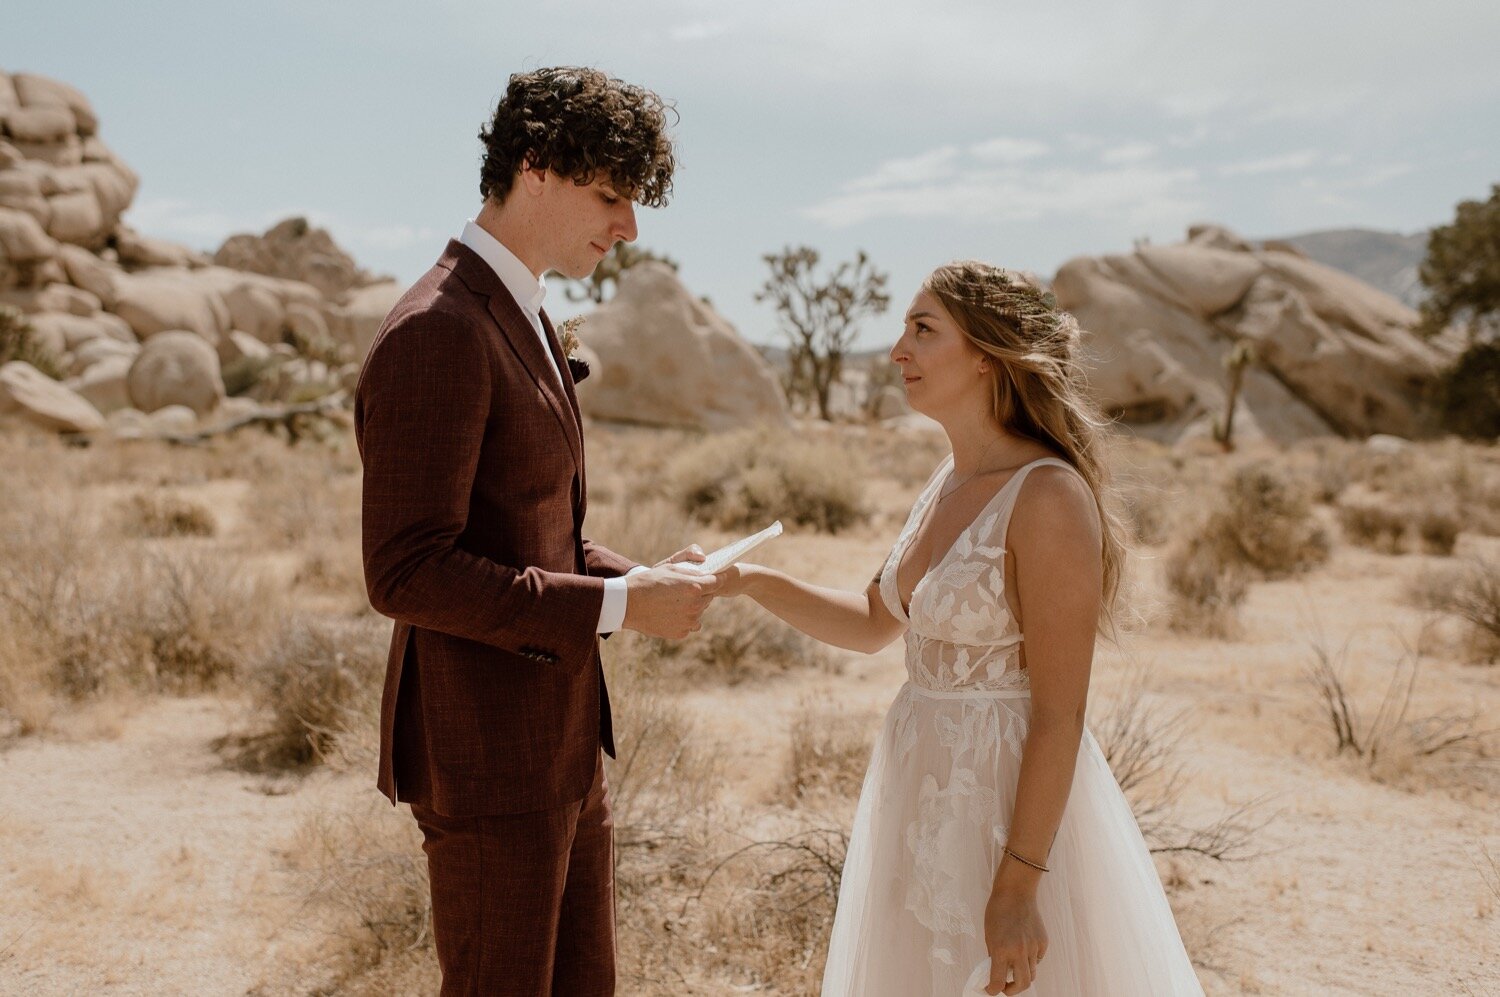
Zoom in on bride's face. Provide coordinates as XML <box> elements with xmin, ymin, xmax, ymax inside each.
<box><xmin>889</xmin><ymin>289</ymin><xmax>990</xmax><ymax>416</ymax></box>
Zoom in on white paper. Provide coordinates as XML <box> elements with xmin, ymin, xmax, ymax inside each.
<box><xmin>676</xmin><ymin>520</ymin><xmax>783</xmax><ymax>574</ymax></box>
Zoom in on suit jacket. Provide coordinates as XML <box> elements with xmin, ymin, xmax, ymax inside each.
<box><xmin>355</xmin><ymin>239</ymin><xmax>636</xmax><ymax>817</ymax></box>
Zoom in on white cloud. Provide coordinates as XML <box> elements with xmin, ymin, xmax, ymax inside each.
<box><xmin>1218</xmin><ymin>150</ymin><xmax>1323</xmax><ymax>176</ymax></box>
<box><xmin>970</xmin><ymin>137</ymin><xmax>1050</xmax><ymax>164</ymax></box>
<box><xmin>668</xmin><ymin>20</ymin><xmax>733</xmax><ymax>41</ymax></box>
<box><xmin>805</xmin><ymin>145</ymin><xmax>1203</xmax><ymax>230</ymax></box>
<box><xmin>844</xmin><ymin>146</ymin><xmax>961</xmax><ymax>192</ymax></box>
<box><xmin>1101</xmin><ymin>142</ymin><xmax>1156</xmax><ymax>165</ymax></box>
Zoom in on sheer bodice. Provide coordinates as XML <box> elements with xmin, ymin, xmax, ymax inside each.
<box><xmin>877</xmin><ymin>455</ymin><xmax>1071</xmax><ymax>695</ymax></box>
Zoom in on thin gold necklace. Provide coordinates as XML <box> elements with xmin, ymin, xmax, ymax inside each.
<box><xmin>936</xmin><ymin>436</ymin><xmax>1001</xmax><ymax>505</ymax></box>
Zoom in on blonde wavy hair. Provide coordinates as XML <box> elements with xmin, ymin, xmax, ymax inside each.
<box><xmin>923</xmin><ymin>260</ymin><xmax>1127</xmax><ymax>633</ymax></box>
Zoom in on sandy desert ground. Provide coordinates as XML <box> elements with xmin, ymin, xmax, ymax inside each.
<box><xmin>0</xmin><ymin>418</ymin><xmax>1496</xmax><ymax>996</ymax></box>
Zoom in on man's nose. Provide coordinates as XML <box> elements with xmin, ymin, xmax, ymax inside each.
<box><xmin>615</xmin><ymin>203</ymin><xmax>638</xmax><ymax>244</ymax></box>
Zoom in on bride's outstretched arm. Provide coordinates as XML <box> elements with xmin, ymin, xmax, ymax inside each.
<box><xmin>983</xmin><ymin>465</ymin><xmax>1103</xmax><ymax>996</ymax></box>
<box><xmin>717</xmin><ymin>565</ymin><xmax>905</xmax><ymax>654</ymax></box>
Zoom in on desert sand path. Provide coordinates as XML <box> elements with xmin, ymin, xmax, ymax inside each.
<box><xmin>0</xmin><ymin>696</ymin><xmax>366</xmax><ymax>996</ymax></box>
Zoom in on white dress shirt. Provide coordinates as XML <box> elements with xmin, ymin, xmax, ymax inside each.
<box><xmin>459</xmin><ymin>219</ymin><xmax>645</xmax><ymax>634</ymax></box>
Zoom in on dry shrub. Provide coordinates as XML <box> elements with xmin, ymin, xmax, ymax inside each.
<box><xmin>1337</xmin><ymin>496</ymin><xmax>1411</xmax><ymax>554</ymax></box>
<box><xmin>1416</xmin><ymin>507</ymin><xmax>1462</xmax><ymax>555</ymax></box>
<box><xmin>783</xmin><ymin>699</ymin><xmax>874</xmax><ymax>804</ymax></box>
<box><xmin>117</xmin><ymin>492</ymin><xmax>217</xmax><ymax>538</ymax></box>
<box><xmin>1300</xmin><ymin>437</ymin><xmax>1500</xmax><ymax>536</ymax></box>
<box><xmin>0</xmin><ymin>626</ymin><xmax>54</xmax><ymax>737</ymax></box>
<box><xmin>668</xmin><ymin>428</ymin><xmax>868</xmax><ymax>534</ymax></box>
<box><xmin>584</xmin><ymin>498</ymin><xmax>697</xmax><ymax>568</ymax></box>
<box><xmin>0</xmin><ymin>304</ymin><xmax>65</xmax><ymax>379</ymax></box>
<box><xmin>125</xmin><ymin>549</ymin><xmax>286</xmax><ymax>691</ymax></box>
<box><xmin>856</xmin><ymin>425</ymin><xmax>952</xmax><ymax>489</ymax></box>
<box><xmin>1161</xmin><ymin>535</ymin><xmax>1250</xmax><ymax>638</ymax></box>
<box><xmin>246</xmin><ymin>456</ymin><xmax>361</xmax><ymax>547</ymax></box>
<box><xmin>227</xmin><ymin>615</ymin><xmax>387</xmax><ymax>770</ymax></box>
<box><xmin>1093</xmin><ymin>666</ymin><xmax>1268</xmax><ymax>861</ymax></box>
<box><xmin>1407</xmin><ymin>558</ymin><xmax>1500</xmax><ymax>663</ymax></box>
<box><xmin>1302</xmin><ymin>631</ymin><xmax>1498</xmax><ymax>790</ymax></box>
<box><xmin>280</xmin><ymin>801</ymin><xmax>436</xmax><ymax>992</ymax></box>
<box><xmin>1338</xmin><ymin>491</ymin><xmax>1461</xmax><ymax>556</ymax></box>
<box><xmin>692</xmin><ymin>825</ymin><xmax>848</xmax><ymax>993</ymax></box>
<box><xmin>1203</xmin><ymin>462</ymin><xmax>1330</xmax><ymax>578</ymax></box>
<box><xmin>627</xmin><ymin>597</ymin><xmax>833</xmax><ymax>686</ymax></box>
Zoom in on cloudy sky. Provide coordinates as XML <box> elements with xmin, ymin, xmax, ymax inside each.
<box><xmin>11</xmin><ymin>1</ymin><xmax>1499</xmax><ymax>348</ymax></box>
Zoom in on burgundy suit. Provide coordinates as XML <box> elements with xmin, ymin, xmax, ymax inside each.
<box><xmin>355</xmin><ymin>239</ymin><xmax>634</xmax><ymax>995</ymax></box>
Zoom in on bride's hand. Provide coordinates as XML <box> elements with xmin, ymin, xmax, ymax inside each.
<box><xmin>712</xmin><ymin>563</ymin><xmax>758</xmax><ymax>597</ymax></box>
<box><xmin>653</xmin><ymin>544</ymin><xmax>706</xmax><ymax>569</ymax></box>
<box><xmin>982</xmin><ymin>885</ymin><xmax>1047</xmax><ymax>994</ymax></box>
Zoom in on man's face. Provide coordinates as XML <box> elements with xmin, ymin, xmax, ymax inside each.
<box><xmin>530</xmin><ymin>169</ymin><xmax>639</xmax><ymax>280</ymax></box>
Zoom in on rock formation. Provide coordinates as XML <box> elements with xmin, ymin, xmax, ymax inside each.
<box><xmin>573</xmin><ymin>262</ymin><xmax>790</xmax><ymax>431</ymax></box>
<box><xmin>0</xmin><ymin>67</ymin><xmax>401</xmax><ymax>436</ymax></box>
<box><xmin>1054</xmin><ymin>224</ymin><xmax>1446</xmax><ymax>444</ymax></box>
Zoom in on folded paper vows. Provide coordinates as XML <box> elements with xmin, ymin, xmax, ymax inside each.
<box><xmin>676</xmin><ymin>521</ymin><xmax>783</xmax><ymax>574</ymax></box>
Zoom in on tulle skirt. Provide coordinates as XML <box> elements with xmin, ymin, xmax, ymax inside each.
<box><xmin>821</xmin><ymin>682</ymin><xmax>1204</xmax><ymax>996</ymax></box>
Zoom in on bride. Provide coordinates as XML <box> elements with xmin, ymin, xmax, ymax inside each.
<box><xmin>719</xmin><ymin>261</ymin><xmax>1203</xmax><ymax>995</ymax></box>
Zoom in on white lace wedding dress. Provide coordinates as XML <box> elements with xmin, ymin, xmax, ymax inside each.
<box><xmin>821</xmin><ymin>456</ymin><xmax>1203</xmax><ymax>996</ymax></box>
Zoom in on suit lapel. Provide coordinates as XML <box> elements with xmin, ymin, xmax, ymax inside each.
<box><xmin>442</xmin><ymin>241</ymin><xmax>584</xmax><ymax>474</ymax></box>
<box><xmin>540</xmin><ymin>308</ymin><xmax>588</xmax><ymax>512</ymax></box>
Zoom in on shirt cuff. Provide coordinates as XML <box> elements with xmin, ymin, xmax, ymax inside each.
<box><xmin>597</xmin><ymin>565</ymin><xmax>651</xmax><ymax>634</ymax></box>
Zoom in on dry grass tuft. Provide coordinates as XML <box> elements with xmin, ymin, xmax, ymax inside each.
<box><xmin>783</xmin><ymin>699</ymin><xmax>874</xmax><ymax>804</ymax></box>
<box><xmin>225</xmin><ymin>615</ymin><xmax>386</xmax><ymax>771</ymax></box>
<box><xmin>1093</xmin><ymin>666</ymin><xmax>1269</xmax><ymax>861</ymax></box>
<box><xmin>117</xmin><ymin>492</ymin><xmax>218</xmax><ymax>538</ymax></box>
<box><xmin>1407</xmin><ymin>559</ymin><xmax>1500</xmax><ymax>664</ymax></box>
<box><xmin>1161</xmin><ymin>535</ymin><xmax>1251</xmax><ymax>638</ymax></box>
<box><xmin>1302</xmin><ymin>629</ymin><xmax>1498</xmax><ymax>789</ymax></box>
<box><xmin>1204</xmin><ymin>462</ymin><xmax>1331</xmax><ymax>578</ymax></box>
<box><xmin>281</xmin><ymin>802</ymin><xmax>435</xmax><ymax>991</ymax></box>
<box><xmin>667</xmin><ymin>428</ymin><xmax>869</xmax><ymax>534</ymax></box>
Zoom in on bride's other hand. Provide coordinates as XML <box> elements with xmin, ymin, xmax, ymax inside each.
<box><xmin>983</xmin><ymin>882</ymin><xmax>1047</xmax><ymax>994</ymax></box>
<box><xmin>654</xmin><ymin>544</ymin><xmax>706</xmax><ymax>569</ymax></box>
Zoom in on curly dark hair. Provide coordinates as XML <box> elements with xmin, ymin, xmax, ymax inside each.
<box><xmin>478</xmin><ymin>66</ymin><xmax>677</xmax><ymax>208</ymax></box>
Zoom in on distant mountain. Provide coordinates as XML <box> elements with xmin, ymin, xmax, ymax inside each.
<box><xmin>1269</xmin><ymin>227</ymin><xmax>1430</xmax><ymax>309</ymax></box>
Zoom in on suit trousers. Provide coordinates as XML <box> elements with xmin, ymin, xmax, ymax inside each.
<box><xmin>411</xmin><ymin>750</ymin><xmax>616</xmax><ymax>996</ymax></box>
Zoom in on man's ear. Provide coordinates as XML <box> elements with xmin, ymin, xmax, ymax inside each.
<box><xmin>517</xmin><ymin>160</ymin><xmax>549</xmax><ymax>196</ymax></box>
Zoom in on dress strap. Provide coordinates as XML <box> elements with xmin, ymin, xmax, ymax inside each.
<box><xmin>987</xmin><ymin>457</ymin><xmax>1080</xmax><ymax>550</ymax></box>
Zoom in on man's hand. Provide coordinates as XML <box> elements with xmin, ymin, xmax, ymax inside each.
<box><xmin>654</xmin><ymin>544</ymin><xmax>706</xmax><ymax>569</ymax></box>
<box><xmin>622</xmin><ymin>563</ymin><xmax>722</xmax><ymax>639</ymax></box>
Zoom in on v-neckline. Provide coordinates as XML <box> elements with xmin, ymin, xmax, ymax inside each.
<box><xmin>894</xmin><ymin>456</ymin><xmax>1047</xmax><ymax>617</ymax></box>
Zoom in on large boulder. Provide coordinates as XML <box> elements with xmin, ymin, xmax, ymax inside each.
<box><xmin>214</xmin><ymin>216</ymin><xmax>377</xmax><ymax>301</ymax></box>
<box><xmin>110</xmin><ymin>268</ymin><xmax>230</xmax><ymax>343</ymax></box>
<box><xmin>327</xmin><ymin>279</ymin><xmax>403</xmax><ymax>362</ymax></box>
<box><xmin>0</xmin><ymin>359</ymin><xmax>105</xmax><ymax>432</ymax></box>
<box><xmin>67</xmin><ymin>353</ymin><xmax>132</xmax><ymax>413</ymax></box>
<box><xmin>126</xmin><ymin>330</ymin><xmax>225</xmax><ymax>415</ymax></box>
<box><xmin>1053</xmin><ymin>225</ymin><xmax>1445</xmax><ymax>443</ymax></box>
<box><xmin>574</xmin><ymin>262</ymin><xmax>789</xmax><ymax>431</ymax></box>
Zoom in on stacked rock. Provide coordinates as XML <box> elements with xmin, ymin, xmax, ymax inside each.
<box><xmin>0</xmin><ymin>67</ymin><xmax>404</xmax><ymax>436</ymax></box>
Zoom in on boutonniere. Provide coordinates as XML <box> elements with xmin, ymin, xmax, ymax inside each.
<box><xmin>557</xmin><ymin>316</ymin><xmax>591</xmax><ymax>384</ymax></box>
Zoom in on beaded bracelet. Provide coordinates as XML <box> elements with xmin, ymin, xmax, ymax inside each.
<box><xmin>1003</xmin><ymin>845</ymin><xmax>1050</xmax><ymax>873</ymax></box>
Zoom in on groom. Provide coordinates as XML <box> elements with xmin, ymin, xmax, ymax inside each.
<box><xmin>355</xmin><ymin>67</ymin><xmax>718</xmax><ymax>995</ymax></box>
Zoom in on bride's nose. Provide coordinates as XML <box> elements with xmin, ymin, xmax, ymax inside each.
<box><xmin>890</xmin><ymin>333</ymin><xmax>911</xmax><ymax>364</ymax></box>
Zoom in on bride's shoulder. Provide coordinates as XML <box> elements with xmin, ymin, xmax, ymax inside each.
<box><xmin>1010</xmin><ymin>460</ymin><xmax>1100</xmax><ymax>546</ymax></box>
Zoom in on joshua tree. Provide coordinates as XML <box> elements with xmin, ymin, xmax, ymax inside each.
<box><xmin>756</xmin><ymin>246</ymin><xmax>889</xmax><ymax>421</ymax></box>
<box><xmin>1213</xmin><ymin>340</ymin><xmax>1257</xmax><ymax>450</ymax></box>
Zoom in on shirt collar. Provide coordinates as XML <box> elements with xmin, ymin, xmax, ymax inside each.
<box><xmin>459</xmin><ymin>219</ymin><xmax>547</xmax><ymax>317</ymax></box>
